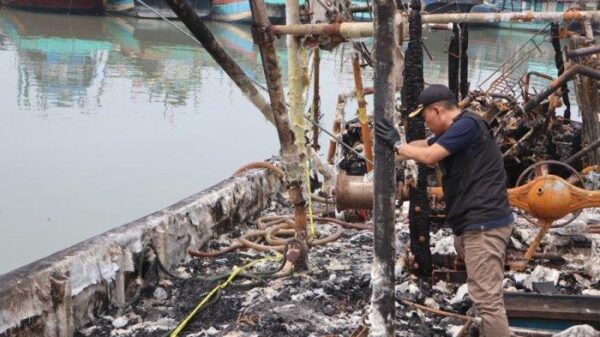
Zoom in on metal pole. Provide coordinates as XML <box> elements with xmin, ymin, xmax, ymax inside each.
<box><xmin>352</xmin><ymin>53</ymin><xmax>374</xmax><ymax>172</ymax></box>
<box><xmin>370</xmin><ymin>0</ymin><xmax>398</xmax><ymax>335</ymax></box>
<box><xmin>249</xmin><ymin>0</ymin><xmax>308</xmax><ymax>269</ymax></box>
<box><xmin>162</xmin><ymin>0</ymin><xmax>275</xmax><ymax>125</ymax></box>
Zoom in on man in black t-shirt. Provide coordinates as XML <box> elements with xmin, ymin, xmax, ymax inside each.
<box><xmin>375</xmin><ymin>84</ymin><xmax>513</xmax><ymax>337</ymax></box>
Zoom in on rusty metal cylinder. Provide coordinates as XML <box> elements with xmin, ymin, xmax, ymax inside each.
<box><xmin>335</xmin><ymin>172</ymin><xmax>374</xmax><ymax>211</ymax></box>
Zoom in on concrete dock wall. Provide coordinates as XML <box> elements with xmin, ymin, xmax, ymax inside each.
<box><xmin>0</xmin><ymin>167</ymin><xmax>283</xmax><ymax>337</ymax></box>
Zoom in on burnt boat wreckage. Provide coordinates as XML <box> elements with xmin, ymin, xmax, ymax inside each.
<box><xmin>3</xmin><ymin>3</ymin><xmax>600</xmax><ymax>337</ymax></box>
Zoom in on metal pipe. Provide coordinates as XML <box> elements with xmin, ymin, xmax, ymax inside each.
<box><xmin>249</xmin><ymin>0</ymin><xmax>307</xmax><ymax>254</ymax></box>
<box><xmin>565</xmin><ymin>138</ymin><xmax>600</xmax><ymax>166</ymax></box>
<box><xmin>524</xmin><ymin>64</ymin><xmax>600</xmax><ymax>113</ymax></box>
<box><xmin>271</xmin><ymin>11</ymin><xmax>600</xmax><ymax>38</ymax></box>
<box><xmin>162</xmin><ymin>0</ymin><xmax>275</xmax><ymax>125</ymax></box>
<box><xmin>522</xmin><ymin>71</ymin><xmax>554</xmax><ymax>103</ymax></box>
<box><xmin>420</xmin><ymin>11</ymin><xmax>600</xmax><ymax>24</ymax></box>
<box><xmin>567</xmin><ymin>44</ymin><xmax>600</xmax><ymax>58</ymax></box>
<box><xmin>351</xmin><ymin>53</ymin><xmax>374</xmax><ymax>172</ymax></box>
<box><xmin>370</xmin><ymin>0</ymin><xmax>399</xmax><ymax>334</ymax></box>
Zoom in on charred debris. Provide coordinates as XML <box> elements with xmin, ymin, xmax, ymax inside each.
<box><xmin>76</xmin><ymin>2</ymin><xmax>600</xmax><ymax>337</ymax></box>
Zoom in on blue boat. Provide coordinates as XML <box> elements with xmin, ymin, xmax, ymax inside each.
<box><xmin>423</xmin><ymin>0</ymin><xmax>482</xmax><ymax>13</ymax></box>
<box><xmin>210</xmin><ymin>0</ymin><xmax>299</xmax><ymax>23</ymax></box>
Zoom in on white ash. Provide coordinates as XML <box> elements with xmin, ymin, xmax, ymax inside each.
<box><xmin>110</xmin><ymin>318</ymin><xmax>176</xmax><ymax>336</ymax></box>
<box><xmin>431</xmin><ymin>234</ymin><xmax>457</xmax><ymax>255</ymax></box>
<box><xmin>154</xmin><ymin>287</ymin><xmax>169</xmax><ymax>300</ymax></box>
<box><xmin>111</xmin><ymin>316</ymin><xmax>129</xmax><ymax>329</ymax></box>
<box><xmin>552</xmin><ymin>324</ymin><xmax>600</xmax><ymax>337</ymax></box>
<box><xmin>582</xmin><ymin>289</ymin><xmax>600</xmax><ymax>296</ymax></box>
<box><xmin>523</xmin><ymin>266</ymin><xmax>561</xmax><ymax>290</ymax></box>
<box><xmin>433</xmin><ymin>280</ymin><xmax>450</xmax><ymax>294</ymax></box>
<box><xmin>449</xmin><ymin>284</ymin><xmax>469</xmax><ymax>305</ymax></box>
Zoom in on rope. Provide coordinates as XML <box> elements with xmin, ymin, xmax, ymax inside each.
<box><xmin>168</xmin><ymin>254</ymin><xmax>282</xmax><ymax>337</ymax></box>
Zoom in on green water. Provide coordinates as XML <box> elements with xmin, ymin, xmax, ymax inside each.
<box><xmin>0</xmin><ymin>8</ymin><xmax>581</xmax><ymax>273</ymax></box>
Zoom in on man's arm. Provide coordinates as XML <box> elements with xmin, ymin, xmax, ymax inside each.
<box><xmin>396</xmin><ymin>143</ymin><xmax>450</xmax><ymax>166</ymax></box>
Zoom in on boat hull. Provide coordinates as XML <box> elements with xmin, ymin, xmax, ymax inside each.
<box><xmin>209</xmin><ymin>0</ymin><xmax>288</xmax><ymax>24</ymax></box>
<box><xmin>423</xmin><ymin>0</ymin><xmax>480</xmax><ymax>13</ymax></box>
<box><xmin>0</xmin><ymin>0</ymin><xmax>105</xmax><ymax>14</ymax></box>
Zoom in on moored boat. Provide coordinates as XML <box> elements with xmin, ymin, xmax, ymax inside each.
<box><xmin>423</xmin><ymin>0</ymin><xmax>482</xmax><ymax>13</ymax></box>
<box><xmin>209</xmin><ymin>0</ymin><xmax>300</xmax><ymax>24</ymax></box>
<box><xmin>0</xmin><ymin>0</ymin><xmax>106</xmax><ymax>14</ymax></box>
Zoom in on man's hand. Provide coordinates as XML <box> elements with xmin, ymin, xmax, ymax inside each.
<box><xmin>374</xmin><ymin>118</ymin><xmax>401</xmax><ymax>151</ymax></box>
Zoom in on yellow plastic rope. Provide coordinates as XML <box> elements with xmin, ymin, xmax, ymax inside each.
<box><xmin>305</xmin><ymin>159</ymin><xmax>316</xmax><ymax>237</ymax></box>
<box><xmin>169</xmin><ymin>254</ymin><xmax>282</xmax><ymax>337</ymax></box>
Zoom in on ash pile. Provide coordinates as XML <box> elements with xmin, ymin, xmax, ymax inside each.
<box><xmin>75</xmin><ymin>201</ymin><xmax>600</xmax><ymax>337</ymax></box>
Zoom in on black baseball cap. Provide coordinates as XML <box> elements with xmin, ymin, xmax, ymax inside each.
<box><xmin>409</xmin><ymin>84</ymin><xmax>457</xmax><ymax>118</ymax></box>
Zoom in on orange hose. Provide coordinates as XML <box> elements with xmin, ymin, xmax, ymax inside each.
<box><xmin>233</xmin><ymin>162</ymin><xmax>285</xmax><ymax>177</ymax></box>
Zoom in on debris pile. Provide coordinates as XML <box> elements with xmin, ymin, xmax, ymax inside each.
<box><xmin>75</xmin><ymin>204</ymin><xmax>600</xmax><ymax>337</ymax></box>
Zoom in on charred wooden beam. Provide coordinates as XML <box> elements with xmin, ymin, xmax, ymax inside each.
<box><xmin>162</xmin><ymin>0</ymin><xmax>275</xmax><ymax>125</ymax></box>
<box><xmin>448</xmin><ymin>23</ymin><xmax>460</xmax><ymax>98</ymax></box>
<box><xmin>459</xmin><ymin>23</ymin><xmax>469</xmax><ymax>99</ymax></box>
<box><xmin>370</xmin><ymin>0</ymin><xmax>399</xmax><ymax>334</ymax></box>
<box><xmin>311</xmin><ymin>48</ymin><xmax>321</xmax><ymax>151</ymax></box>
<box><xmin>551</xmin><ymin>23</ymin><xmax>571</xmax><ymax>120</ymax></box>
<box><xmin>401</xmin><ymin>0</ymin><xmax>432</xmax><ymax>278</ymax></box>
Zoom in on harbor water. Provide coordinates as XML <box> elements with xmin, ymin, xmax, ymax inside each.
<box><xmin>0</xmin><ymin>8</ymin><xmax>582</xmax><ymax>273</ymax></box>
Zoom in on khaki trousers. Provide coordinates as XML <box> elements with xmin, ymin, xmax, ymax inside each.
<box><xmin>454</xmin><ymin>225</ymin><xmax>513</xmax><ymax>337</ymax></box>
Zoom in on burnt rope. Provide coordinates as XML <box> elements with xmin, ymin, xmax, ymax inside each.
<box><xmin>134</xmin><ymin>0</ymin><xmax>372</xmax><ymax>166</ymax></box>
<box><xmin>168</xmin><ymin>255</ymin><xmax>283</xmax><ymax>337</ymax></box>
<box><xmin>188</xmin><ymin>215</ymin><xmax>371</xmax><ymax>258</ymax></box>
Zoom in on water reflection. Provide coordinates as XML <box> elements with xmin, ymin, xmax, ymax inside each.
<box><xmin>0</xmin><ymin>10</ymin><xmax>288</xmax><ymax>113</ymax></box>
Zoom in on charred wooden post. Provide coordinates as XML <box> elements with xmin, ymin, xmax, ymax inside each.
<box><xmin>550</xmin><ymin>23</ymin><xmax>571</xmax><ymax>119</ymax></box>
<box><xmin>249</xmin><ymin>0</ymin><xmax>308</xmax><ymax>268</ymax></box>
<box><xmin>459</xmin><ymin>23</ymin><xmax>469</xmax><ymax>99</ymax></box>
<box><xmin>370</xmin><ymin>0</ymin><xmax>398</xmax><ymax>334</ymax></box>
<box><xmin>162</xmin><ymin>0</ymin><xmax>274</xmax><ymax>125</ymax></box>
<box><xmin>401</xmin><ymin>0</ymin><xmax>432</xmax><ymax>278</ymax></box>
<box><xmin>448</xmin><ymin>23</ymin><xmax>460</xmax><ymax>98</ymax></box>
<box><xmin>311</xmin><ymin>48</ymin><xmax>321</xmax><ymax>151</ymax></box>
<box><xmin>352</xmin><ymin>53</ymin><xmax>374</xmax><ymax>172</ymax></box>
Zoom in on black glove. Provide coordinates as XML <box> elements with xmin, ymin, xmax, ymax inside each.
<box><xmin>374</xmin><ymin>118</ymin><xmax>401</xmax><ymax>150</ymax></box>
